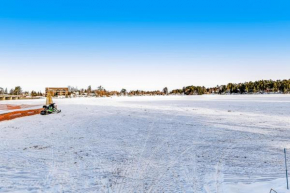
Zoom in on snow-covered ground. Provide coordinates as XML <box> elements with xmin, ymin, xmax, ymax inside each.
<box><xmin>0</xmin><ymin>95</ymin><xmax>290</xmax><ymax>193</ymax></box>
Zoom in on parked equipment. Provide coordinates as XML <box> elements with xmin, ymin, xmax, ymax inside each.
<box><xmin>40</xmin><ymin>103</ymin><xmax>61</xmax><ymax>115</ymax></box>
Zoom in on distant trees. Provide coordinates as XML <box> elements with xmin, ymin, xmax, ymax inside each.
<box><xmin>1</xmin><ymin>79</ymin><xmax>290</xmax><ymax>98</ymax></box>
<box><xmin>2</xmin><ymin>86</ymin><xmax>23</xmax><ymax>95</ymax></box>
<box><xmin>127</xmin><ymin>90</ymin><xmax>164</xmax><ymax>96</ymax></box>
<box><xmin>171</xmin><ymin>79</ymin><xmax>290</xmax><ymax>95</ymax></box>
<box><xmin>218</xmin><ymin>85</ymin><xmax>227</xmax><ymax>94</ymax></box>
<box><xmin>120</xmin><ymin>88</ymin><xmax>127</xmax><ymax>95</ymax></box>
<box><xmin>163</xmin><ymin>87</ymin><xmax>168</xmax><ymax>95</ymax></box>
<box><xmin>95</xmin><ymin>86</ymin><xmax>108</xmax><ymax>97</ymax></box>
<box><xmin>0</xmin><ymin>86</ymin><xmax>44</xmax><ymax>97</ymax></box>
<box><xmin>13</xmin><ymin>86</ymin><xmax>22</xmax><ymax>95</ymax></box>
<box><xmin>87</xmin><ymin>85</ymin><xmax>92</xmax><ymax>95</ymax></box>
<box><xmin>0</xmin><ymin>87</ymin><xmax>8</xmax><ymax>95</ymax></box>
<box><xmin>31</xmin><ymin>91</ymin><xmax>37</xmax><ymax>97</ymax></box>
<box><xmin>68</xmin><ymin>86</ymin><xmax>78</xmax><ymax>93</ymax></box>
<box><xmin>98</xmin><ymin>85</ymin><xmax>104</xmax><ymax>91</ymax></box>
<box><xmin>224</xmin><ymin>79</ymin><xmax>290</xmax><ymax>94</ymax></box>
<box><xmin>171</xmin><ymin>89</ymin><xmax>183</xmax><ymax>95</ymax></box>
<box><xmin>171</xmin><ymin>86</ymin><xmax>206</xmax><ymax>95</ymax></box>
<box><xmin>30</xmin><ymin>91</ymin><xmax>43</xmax><ymax>97</ymax></box>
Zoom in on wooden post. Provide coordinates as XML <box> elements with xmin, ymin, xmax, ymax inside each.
<box><xmin>46</xmin><ymin>91</ymin><xmax>53</xmax><ymax>105</ymax></box>
<box><xmin>285</xmin><ymin>148</ymin><xmax>289</xmax><ymax>189</ymax></box>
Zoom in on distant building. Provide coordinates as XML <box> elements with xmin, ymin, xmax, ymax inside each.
<box><xmin>45</xmin><ymin>87</ymin><xmax>69</xmax><ymax>97</ymax></box>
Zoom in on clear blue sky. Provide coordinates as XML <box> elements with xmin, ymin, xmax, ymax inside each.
<box><xmin>1</xmin><ymin>0</ymin><xmax>290</xmax><ymax>92</ymax></box>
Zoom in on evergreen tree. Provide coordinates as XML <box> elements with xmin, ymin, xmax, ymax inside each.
<box><xmin>163</xmin><ymin>87</ymin><xmax>168</xmax><ymax>95</ymax></box>
<box><xmin>13</xmin><ymin>86</ymin><xmax>22</xmax><ymax>95</ymax></box>
<box><xmin>87</xmin><ymin>85</ymin><xmax>92</xmax><ymax>95</ymax></box>
<box><xmin>98</xmin><ymin>85</ymin><xmax>104</xmax><ymax>91</ymax></box>
<box><xmin>120</xmin><ymin>88</ymin><xmax>127</xmax><ymax>95</ymax></box>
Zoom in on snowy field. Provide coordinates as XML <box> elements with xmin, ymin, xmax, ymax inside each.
<box><xmin>1</xmin><ymin>95</ymin><xmax>290</xmax><ymax>193</ymax></box>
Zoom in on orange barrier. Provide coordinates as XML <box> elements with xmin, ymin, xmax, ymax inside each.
<box><xmin>0</xmin><ymin>104</ymin><xmax>41</xmax><ymax>110</ymax></box>
<box><xmin>0</xmin><ymin>108</ymin><xmax>43</xmax><ymax>122</ymax></box>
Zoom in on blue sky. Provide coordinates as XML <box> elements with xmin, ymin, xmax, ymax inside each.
<box><xmin>1</xmin><ymin>0</ymin><xmax>290</xmax><ymax>92</ymax></box>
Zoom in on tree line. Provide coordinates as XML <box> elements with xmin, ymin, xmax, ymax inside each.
<box><xmin>171</xmin><ymin>79</ymin><xmax>290</xmax><ymax>95</ymax></box>
<box><xmin>0</xmin><ymin>86</ymin><xmax>43</xmax><ymax>97</ymax></box>
<box><xmin>1</xmin><ymin>79</ymin><xmax>290</xmax><ymax>97</ymax></box>
<box><xmin>68</xmin><ymin>86</ymin><xmax>169</xmax><ymax>97</ymax></box>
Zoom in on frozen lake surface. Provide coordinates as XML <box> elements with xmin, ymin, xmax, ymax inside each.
<box><xmin>0</xmin><ymin>95</ymin><xmax>290</xmax><ymax>193</ymax></box>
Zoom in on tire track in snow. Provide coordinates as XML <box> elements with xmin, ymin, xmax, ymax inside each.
<box><xmin>144</xmin><ymin>106</ymin><xmax>203</xmax><ymax>193</ymax></box>
<box><xmin>116</xmin><ymin>111</ymin><xmax>161</xmax><ymax>192</ymax></box>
